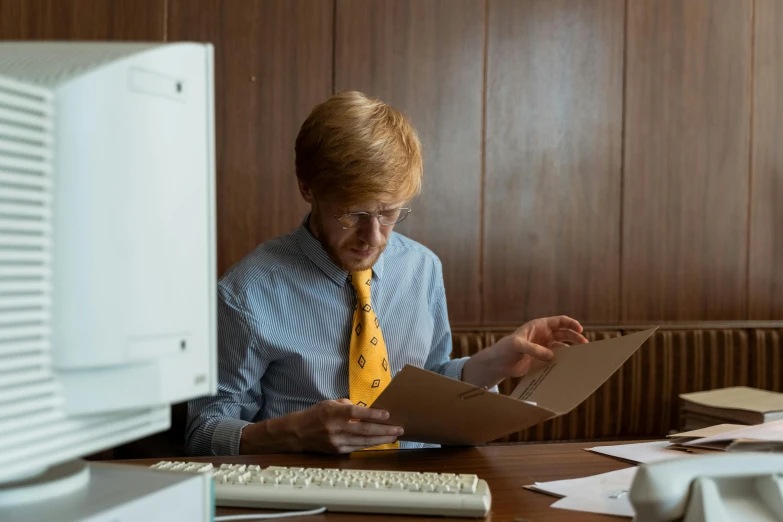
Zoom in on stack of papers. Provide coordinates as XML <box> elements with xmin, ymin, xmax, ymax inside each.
<box><xmin>541</xmin><ymin>440</ymin><xmax>695</xmax><ymax>517</ymax></box>
<box><xmin>668</xmin><ymin>419</ymin><xmax>783</xmax><ymax>452</ymax></box>
<box><xmin>528</xmin><ymin>425</ymin><xmax>783</xmax><ymax>520</ymax></box>
<box><xmin>680</xmin><ymin>387</ymin><xmax>783</xmax><ymax>430</ymax></box>
<box><xmin>586</xmin><ymin>440</ymin><xmax>695</xmax><ymax>464</ymax></box>
<box><xmin>529</xmin><ymin>423</ymin><xmax>783</xmax><ymax>519</ymax></box>
<box><xmin>526</xmin><ymin>467</ymin><xmax>637</xmax><ymax>518</ymax></box>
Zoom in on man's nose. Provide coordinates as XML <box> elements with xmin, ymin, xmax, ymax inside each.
<box><xmin>356</xmin><ymin>216</ymin><xmax>383</xmax><ymax>247</ymax></box>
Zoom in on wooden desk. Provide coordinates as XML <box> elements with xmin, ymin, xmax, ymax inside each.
<box><xmin>121</xmin><ymin>441</ymin><xmax>638</xmax><ymax>522</ymax></box>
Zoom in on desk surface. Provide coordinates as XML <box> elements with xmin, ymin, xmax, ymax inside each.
<box><xmin>122</xmin><ymin>441</ymin><xmax>640</xmax><ymax>522</ymax></box>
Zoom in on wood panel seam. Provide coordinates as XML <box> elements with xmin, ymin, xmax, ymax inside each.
<box><xmin>619</xmin><ymin>0</ymin><xmax>629</xmax><ymax>322</ymax></box>
<box><xmin>479</xmin><ymin>0</ymin><xmax>489</xmax><ymax>324</ymax></box>
<box><xmin>163</xmin><ymin>0</ymin><xmax>168</xmax><ymax>41</ymax></box>
<box><xmin>746</xmin><ymin>0</ymin><xmax>756</xmax><ymax>320</ymax></box>
<box><xmin>331</xmin><ymin>0</ymin><xmax>337</xmax><ymax>94</ymax></box>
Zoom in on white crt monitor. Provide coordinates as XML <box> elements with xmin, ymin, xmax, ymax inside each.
<box><xmin>0</xmin><ymin>42</ymin><xmax>217</xmax><ymax>484</ymax></box>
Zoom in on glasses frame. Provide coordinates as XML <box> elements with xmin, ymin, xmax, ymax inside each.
<box><xmin>333</xmin><ymin>208</ymin><xmax>412</xmax><ymax>230</ymax></box>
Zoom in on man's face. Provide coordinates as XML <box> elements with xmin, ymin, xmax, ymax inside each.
<box><xmin>307</xmin><ymin>193</ymin><xmax>405</xmax><ymax>272</ymax></box>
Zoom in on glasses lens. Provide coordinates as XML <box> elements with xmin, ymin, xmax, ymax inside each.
<box><xmin>379</xmin><ymin>208</ymin><xmax>410</xmax><ymax>226</ymax></box>
<box><xmin>337</xmin><ymin>214</ymin><xmax>360</xmax><ymax>228</ymax></box>
<box><xmin>338</xmin><ymin>209</ymin><xmax>411</xmax><ymax>227</ymax></box>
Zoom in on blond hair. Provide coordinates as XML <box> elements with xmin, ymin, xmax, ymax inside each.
<box><xmin>295</xmin><ymin>91</ymin><xmax>423</xmax><ymax>206</ymax></box>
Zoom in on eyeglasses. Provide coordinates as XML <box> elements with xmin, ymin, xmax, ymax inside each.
<box><xmin>334</xmin><ymin>208</ymin><xmax>412</xmax><ymax>229</ymax></box>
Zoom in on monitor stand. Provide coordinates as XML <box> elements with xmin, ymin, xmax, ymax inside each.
<box><xmin>0</xmin><ymin>460</ymin><xmax>212</xmax><ymax>522</ymax></box>
<box><xmin>0</xmin><ymin>460</ymin><xmax>89</xmax><ymax>508</ymax></box>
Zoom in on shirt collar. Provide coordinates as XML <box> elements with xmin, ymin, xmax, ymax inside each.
<box><xmin>294</xmin><ymin>214</ymin><xmax>385</xmax><ymax>286</ymax></box>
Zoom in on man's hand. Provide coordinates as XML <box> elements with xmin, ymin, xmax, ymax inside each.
<box><xmin>462</xmin><ymin>315</ymin><xmax>588</xmax><ymax>389</ymax></box>
<box><xmin>291</xmin><ymin>399</ymin><xmax>403</xmax><ymax>453</ymax></box>
<box><xmin>239</xmin><ymin>399</ymin><xmax>403</xmax><ymax>454</ymax></box>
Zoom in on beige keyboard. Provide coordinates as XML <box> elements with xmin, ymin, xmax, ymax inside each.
<box><xmin>150</xmin><ymin>461</ymin><xmax>491</xmax><ymax>518</ymax></box>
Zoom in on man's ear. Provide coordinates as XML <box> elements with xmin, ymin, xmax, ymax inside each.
<box><xmin>297</xmin><ymin>178</ymin><xmax>314</xmax><ymax>204</ymax></box>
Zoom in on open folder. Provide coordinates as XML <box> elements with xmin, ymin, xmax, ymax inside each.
<box><xmin>371</xmin><ymin>328</ymin><xmax>658</xmax><ymax>445</ymax></box>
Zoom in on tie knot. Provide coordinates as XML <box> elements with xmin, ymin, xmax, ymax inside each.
<box><xmin>349</xmin><ymin>269</ymin><xmax>373</xmax><ymax>300</ymax></box>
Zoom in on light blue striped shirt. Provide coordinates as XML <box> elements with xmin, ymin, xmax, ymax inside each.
<box><xmin>186</xmin><ymin>216</ymin><xmax>469</xmax><ymax>455</ymax></box>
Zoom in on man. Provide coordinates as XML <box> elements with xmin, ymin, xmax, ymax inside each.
<box><xmin>186</xmin><ymin>91</ymin><xmax>587</xmax><ymax>456</ymax></box>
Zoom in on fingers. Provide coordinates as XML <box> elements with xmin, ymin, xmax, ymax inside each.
<box><xmin>330</xmin><ymin>400</ymin><xmax>390</xmax><ymax>422</ymax></box>
<box><xmin>347</xmin><ymin>404</ymin><xmax>391</xmax><ymax>422</ymax></box>
<box><xmin>335</xmin><ymin>435</ymin><xmax>400</xmax><ymax>453</ymax></box>
<box><xmin>312</xmin><ymin>400</ymin><xmax>403</xmax><ymax>454</ymax></box>
<box><xmin>546</xmin><ymin>315</ymin><xmax>583</xmax><ymax>333</ymax></box>
<box><xmin>328</xmin><ymin>409</ymin><xmax>402</xmax><ymax>452</ymax></box>
<box><xmin>512</xmin><ymin>336</ymin><xmax>553</xmax><ymax>361</ymax></box>
<box><xmin>551</xmin><ymin>329</ymin><xmax>589</xmax><ymax>345</ymax></box>
<box><xmin>343</xmin><ymin>419</ymin><xmax>403</xmax><ymax>437</ymax></box>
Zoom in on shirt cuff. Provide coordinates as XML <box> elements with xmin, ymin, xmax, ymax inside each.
<box><xmin>443</xmin><ymin>356</ymin><xmax>470</xmax><ymax>381</ymax></box>
<box><xmin>211</xmin><ymin>418</ymin><xmax>252</xmax><ymax>456</ymax></box>
<box><xmin>448</xmin><ymin>356</ymin><xmax>499</xmax><ymax>393</ymax></box>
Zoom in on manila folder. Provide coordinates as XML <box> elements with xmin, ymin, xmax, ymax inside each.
<box><xmin>371</xmin><ymin>328</ymin><xmax>657</xmax><ymax>445</ymax></box>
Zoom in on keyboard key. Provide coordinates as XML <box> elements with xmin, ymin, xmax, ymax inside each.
<box><xmin>460</xmin><ymin>482</ymin><xmax>477</xmax><ymax>494</ymax></box>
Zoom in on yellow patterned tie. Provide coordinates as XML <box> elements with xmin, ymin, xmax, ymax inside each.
<box><xmin>348</xmin><ymin>269</ymin><xmax>399</xmax><ymax>450</ymax></box>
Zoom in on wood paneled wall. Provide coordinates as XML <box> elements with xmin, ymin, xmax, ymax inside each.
<box><xmin>750</xmin><ymin>0</ymin><xmax>783</xmax><ymax>321</ymax></box>
<box><xmin>167</xmin><ymin>0</ymin><xmax>331</xmax><ymax>277</ymax></box>
<box><xmin>2</xmin><ymin>0</ymin><xmax>781</xmax><ymax>326</ymax></box>
<box><xmin>622</xmin><ymin>0</ymin><xmax>752</xmax><ymax>321</ymax></box>
<box><xmin>0</xmin><ymin>0</ymin><xmax>165</xmax><ymax>39</ymax></box>
<box><xmin>334</xmin><ymin>0</ymin><xmax>484</xmax><ymax>323</ymax></box>
<box><xmin>484</xmin><ymin>0</ymin><xmax>624</xmax><ymax>323</ymax></box>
